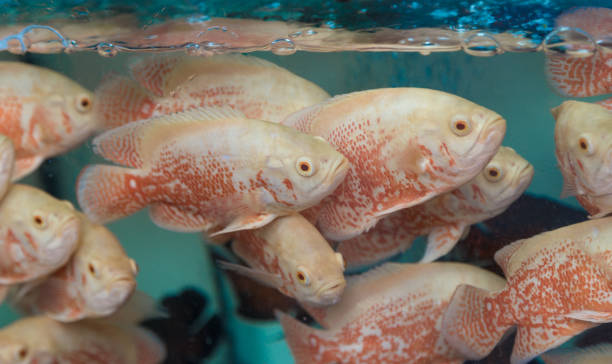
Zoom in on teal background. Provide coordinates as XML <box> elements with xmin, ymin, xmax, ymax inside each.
<box><xmin>0</xmin><ymin>49</ymin><xmax>605</xmax><ymax>363</ymax></box>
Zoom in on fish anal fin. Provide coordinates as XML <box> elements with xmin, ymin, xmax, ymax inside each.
<box><xmin>16</xmin><ymin>277</ymin><xmax>83</xmax><ymax>322</ymax></box>
<box><xmin>13</xmin><ymin>155</ymin><xmax>44</xmax><ymax>181</ymax></box>
<box><xmin>565</xmin><ymin>310</ymin><xmax>612</xmax><ymax>323</ymax></box>
<box><xmin>129</xmin><ymin>56</ymin><xmax>181</xmax><ymax>97</ymax></box>
<box><xmin>421</xmin><ymin>223</ymin><xmax>466</xmax><ymax>263</ymax></box>
<box><xmin>300</xmin><ymin>303</ymin><xmax>330</xmax><ymax>329</ymax></box>
<box><xmin>217</xmin><ymin>261</ymin><xmax>281</xmax><ymax>289</ymax></box>
<box><xmin>130</xmin><ymin>326</ymin><xmax>167</xmax><ymax>364</ymax></box>
<box><xmin>511</xmin><ymin>319</ymin><xmax>594</xmax><ymax>364</ymax></box>
<box><xmin>210</xmin><ymin>213</ymin><xmax>277</xmax><ymax>237</ymax></box>
<box><xmin>494</xmin><ymin>239</ymin><xmax>526</xmax><ymax>277</ymax></box>
<box><xmin>148</xmin><ymin>204</ymin><xmax>214</xmax><ymax>233</ymax></box>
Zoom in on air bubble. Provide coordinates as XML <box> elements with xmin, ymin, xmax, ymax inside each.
<box><xmin>71</xmin><ymin>6</ymin><xmax>89</xmax><ymax>21</ymax></box>
<box><xmin>462</xmin><ymin>31</ymin><xmax>501</xmax><ymax>56</ymax></box>
<box><xmin>203</xmin><ymin>41</ymin><xmax>224</xmax><ymax>53</ymax></box>
<box><xmin>96</xmin><ymin>42</ymin><xmax>118</xmax><ymax>57</ymax></box>
<box><xmin>304</xmin><ymin>29</ymin><xmax>317</xmax><ymax>36</ymax></box>
<box><xmin>185</xmin><ymin>43</ymin><xmax>201</xmax><ymax>56</ymax></box>
<box><xmin>270</xmin><ymin>38</ymin><xmax>296</xmax><ymax>55</ymax></box>
<box><xmin>542</xmin><ymin>27</ymin><xmax>596</xmax><ymax>58</ymax></box>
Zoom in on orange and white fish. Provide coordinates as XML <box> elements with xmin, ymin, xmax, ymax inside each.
<box><xmin>282</xmin><ymin>88</ymin><xmax>506</xmax><ymax>241</ymax></box>
<box><xmin>441</xmin><ymin>217</ymin><xmax>612</xmax><ymax>364</ymax></box>
<box><xmin>77</xmin><ymin>107</ymin><xmax>349</xmax><ymax>235</ymax></box>
<box><xmin>277</xmin><ymin>262</ymin><xmax>505</xmax><ymax>364</ymax></box>
<box><xmin>545</xmin><ymin>7</ymin><xmax>612</xmax><ymax>111</ymax></box>
<box><xmin>0</xmin><ymin>316</ymin><xmax>165</xmax><ymax>364</ymax></box>
<box><xmin>95</xmin><ymin>54</ymin><xmax>330</xmax><ymax>129</ymax></box>
<box><xmin>336</xmin><ymin>146</ymin><xmax>534</xmax><ymax>268</ymax></box>
<box><xmin>0</xmin><ymin>135</ymin><xmax>15</xmax><ymax>200</ymax></box>
<box><xmin>542</xmin><ymin>343</ymin><xmax>612</xmax><ymax>364</ymax></box>
<box><xmin>9</xmin><ymin>216</ymin><xmax>139</xmax><ymax>322</ymax></box>
<box><xmin>0</xmin><ymin>62</ymin><xmax>97</xmax><ymax>180</ymax></box>
<box><xmin>553</xmin><ymin>100</ymin><xmax>612</xmax><ymax>218</ymax></box>
<box><xmin>0</xmin><ymin>184</ymin><xmax>80</xmax><ymax>296</ymax></box>
<box><xmin>220</xmin><ymin>213</ymin><xmax>346</xmax><ymax>306</ymax></box>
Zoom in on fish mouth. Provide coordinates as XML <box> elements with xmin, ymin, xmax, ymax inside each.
<box><xmin>478</xmin><ymin>117</ymin><xmax>506</xmax><ymax>147</ymax></box>
<box><xmin>458</xmin><ymin>117</ymin><xmax>506</xmax><ymax>170</ymax></box>
<box><xmin>42</xmin><ymin>216</ymin><xmax>81</xmax><ymax>265</ymax></box>
<box><xmin>325</xmin><ymin>156</ymin><xmax>350</xmax><ymax>189</ymax></box>
<box><xmin>313</xmin><ymin>280</ymin><xmax>346</xmax><ymax>306</ymax></box>
<box><xmin>515</xmin><ymin>163</ymin><xmax>535</xmax><ymax>189</ymax></box>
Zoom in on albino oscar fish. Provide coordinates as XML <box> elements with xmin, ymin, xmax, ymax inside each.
<box><xmin>95</xmin><ymin>54</ymin><xmax>330</xmax><ymax>129</ymax></box>
<box><xmin>0</xmin><ymin>184</ymin><xmax>80</xmax><ymax>298</ymax></box>
<box><xmin>220</xmin><ymin>213</ymin><xmax>346</xmax><ymax>306</ymax></box>
<box><xmin>0</xmin><ymin>62</ymin><xmax>97</xmax><ymax>179</ymax></box>
<box><xmin>9</xmin><ymin>216</ymin><xmax>139</xmax><ymax>322</ymax></box>
<box><xmin>545</xmin><ymin>7</ymin><xmax>612</xmax><ymax>111</ymax></box>
<box><xmin>277</xmin><ymin>262</ymin><xmax>506</xmax><ymax>364</ymax></box>
<box><xmin>337</xmin><ymin>146</ymin><xmax>534</xmax><ymax>269</ymax></box>
<box><xmin>0</xmin><ymin>135</ymin><xmax>15</xmax><ymax>199</ymax></box>
<box><xmin>0</xmin><ymin>316</ymin><xmax>165</xmax><ymax>364</ymax></box>
<box><xmin>542</xmin><ymin>343</ymin><xmax>612</xmax><ymax>364</ymax></box>
<box><xmin>77</xmin><ymin>107</ymin><xmax>349</xmax><ymax>235</ymax></box>
<box><xmin>441</xmin><ymin>216</ymin><xmax>612</xmax><ymax>364</ymax></box>
<box><xmin>553</xmin><ymin>100</ymin><xmax>612</xmax><ymax>218</ymax></box>
<box><xmin>282</xmin><ymin>88</ymin><xmax>506</xmax><ymax>241</ymax></box>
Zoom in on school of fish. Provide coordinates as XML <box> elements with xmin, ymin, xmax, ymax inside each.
<box><xmin>0</xmin><ymin>5</ymin><xmax>609</xmax><ymax>363</ymax></box>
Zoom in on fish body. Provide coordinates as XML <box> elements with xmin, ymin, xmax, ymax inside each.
<box><xmin>0</xmin><ymin>316</ymin><xmax>165</xmax><ymax>364</ymax></box>
<box><xmin>278</xmin><ymin>262</ymin><xmax>505</xmax><ymax>364</ymax></box>
<box><xmin>0</xmin><ymin>62</ymin><xmax>96</xmax><ymax>179</ymax></box>
<box><xmin>10</xmin><ymin>216</ymin><xmax>138</xmax><ymax>322</ymax></box>
<box><xmin>95</xmin><ymin>54</ymin><xmax>330</xmax><ymax>129</ymax></box>
<box><xmin>553</xmin><ymin>100</ymin><xmax>612</xmax><ymax>217</ymax></box>
<box><xmin>545</xmin><ymin>7</ymin><xmax>612</xmax><ymax>111</ymax></box>
<box><xmin>77</xmin><ymin>107</ymin><xmax>349</xmax><ymax>235</ymax></box>
<box><xmin>282</xmin><ymin>88</ymin><xmax>506</xmax><ymax>241</ymax></box>
<box><xmin>222</xmin><ymin>213</ymin><xmax>346</xmax><ymax>306</ymax></box>
<box><xmin>337</xmin><ymin>146</ymin><xmax>534</xmax><ymax>268</ymax></box>
<box><xmin>542</xmin><ymin>343</ymin><xmax>612</xmax><ymax>364</ymax></box>
<box><xmin>0</xmin><ymin>184</ymin><xmax>80</xmax><ymax>287</ymax></box>
<box><xmin>442</xmin><ymin>217</ymin><xmax>612</xmax><ymax>364</ymax></box>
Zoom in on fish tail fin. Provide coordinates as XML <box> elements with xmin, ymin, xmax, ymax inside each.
<box><xmin>131</xmin><ymin>326</ymin><xmax>167</xmax><ymax>364</ymax></box>
<box><xmin>94</xmin><ymin>73</ymin><xmax>156</xmax><ymax>130</ymax></box>
<box><xmin>442</xmin><ymin>284</ymin><xmax>511</xmax><ymax>360</ymax></box>
<box><xmin>76</xmin><ymin>164</ymin><xmax>147</xmax><ymax>223</ymax></box>
<box><xmin>276</xmin><ymin>310</ymin><xmax>330</xmax><ymax>364</ymax></box>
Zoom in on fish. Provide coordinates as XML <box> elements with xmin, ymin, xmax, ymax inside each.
<box><xmin>282</xmin><ymin>88</ymin><xmax>506</xmax><ymax>241</ymax></box>
<box><xmin>541</xmin><ymin>343</ymin><xmax>612</xmax><ymax>364</ymax></box>
<box><xmin>553</xmin><ymin>100</ymin><xmax>612</xmax><ymax>218</ymax></box>
<box><xmin>545</xmin><ymin>7</ymin><xmax>612</xmax><ymax>111</ymax></box>
<box><xmin>95</xmin><ymin>54</ymin><xmax>330</xmax><ymax>129</ymax></box>
<box><xmin>77</xmin><ymin>107</ymin><xmax>349</xmax><ymax>235</ymax></box>
<box><xmin>9</xmin><ymin>215</ymin><xmax>139</xmax><ymax>322</ymax></box>
<box><xmin>0</xmin><ymin>135</ymin><xmax>15</xmax><ymax>200</ymax></box>
<box><xmin>441</xmin><ymin>216</ymin><xmax>612</xmax><ymax>364</ymax></box>
<box><xmin>277</xmin><ymin>262</ymin><xmax>506</xmax><ymax>364</ymax></box>
<box><xmin>0</xmin><ymin>62</ymin><xmax>97</xmax><ymax>180</ymax></box>
<box><xmin>0</xmin><ymin>184</ymin><xmax>80</xmax><ymax>290</ymax></box>
<box><xmin>219</xmin><ymin>213</ymin><xmax>346</xmax><ymax>306</ymax></box>
<box><xmin>336</xmin><ymin>146</ymin><xmax>534</xmax><ymax>268</ymax></box>
<box><xmin>0</xmin><ymin>316</ymin><xmax>165</xmax><ymax>364</ymax></box>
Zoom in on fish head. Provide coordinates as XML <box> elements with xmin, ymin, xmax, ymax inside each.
<box><xmin>271</xmin><ymin>215</ymin><xmax>346</xmax><ymax>306</ymax></box>
<box><xmin>263</xmin><ymin>129</ymin><xmax>348</xmax><ymax>211</ymax></box>
<box><xmin>0</xmin><ymin>185</ymin><xmax>81</xmax><ymax>269</ymax></box>
<box><xmin>75</xmin><ymin>223</ymin><xmax>138</xmax><ymax>316</ymax></box>
<box><xmin>457</xmin><ymin>146</ymin><xmax>534</xmax><ymax>214</ymax></box>
<box><xmin>553</xmin><ymin>100</ymin><xmax>612</xmax><ymax>197</ymax></box>
<box><xmin>0</xmin><ymin>335</ymin><xmax>30</xmax><ymax>364</ymax></box>
<box><xmin>42</xmin><ymin>82</ymin><xmax>97</xmax><ymax>152</ymax></box>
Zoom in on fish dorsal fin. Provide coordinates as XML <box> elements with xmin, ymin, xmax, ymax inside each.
<box><xmin>345</xmin><ymin>262</ymin><xmax>407</xmax><ymax>288</ymax></box>
<box><xmin>92</xmin><ymin>107</ymin><xmax>246</xmax><ymax>168</ymax></box>
<box><xmin>494</xmin><ymin>239</ymin><xmax>525</xmax><ymax>277</ymax></box>
<box><xmin>129</xmin><ymin>55</ymin><xmax>182</xmax><ymax>97</ymax></box>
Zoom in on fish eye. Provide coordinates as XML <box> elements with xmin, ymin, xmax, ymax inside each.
<box><xmin>296</xmin><ymin>267</ymin><xmax>311</xmax><ymax>286</ymax></box>
<box><xmin>129</xmin><ymin>259</ymin><xmax>139</xmax><ymax>275</ymax></box>
<box><xmin>32</xmin><ymin>212</ymin><xmax>47</xmax><ymax>229</ymax></box>
<box><xmin>484</xmin><ymin>165</ymin><xmax>503</xmax><ymax>182</ymax></box>
<box><xmin>578</xmin><ymin>135</ymin><xmax>594</xmax><ymax>155</ymax></box>
<box><xmin>16</xmin><ymin>346</ymin><xmax>28</xmax><ymax>360</ymax></box>
<box><xmin>76</xmin><ymin>94</ymin><xmax>92</xmax><ymax>113</ymax></box>
<box><xmin>296</xmin><ymin>157</ymin><xmax>315</xmax><ymax>177</ymax></box>
<box><xmin>88</xmin><ymin>262</ymin><xmax>98</xmax><ymax>276</ymax></box>
<box><xmin>450</xmin><ymin>117</ymin><xmax>472</xmax><ymax>136</ymax></box>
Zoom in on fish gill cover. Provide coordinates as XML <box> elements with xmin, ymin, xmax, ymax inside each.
<box><xmin>0</xmin><ymin>0</ymin><xmax>610</xmax><ymax>56</ymax></box>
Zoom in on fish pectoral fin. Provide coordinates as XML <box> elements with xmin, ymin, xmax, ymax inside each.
<box><xmin>420</xmin><ymin>223</ymin><xmax>467</xmax><ymax>263</ymax></box>
<box><xmin>560</xmin><ymin>177</ymin><xmax>579</xmax><ymax>198</ymax></box>
<box><xmin>149</xmin><ymin>204</ymin><xmax>215</xmax><ymax>232</ymax></box>
<box><xmin>210</xmin><ymin>213</ymin><xmax>277</xmax><ymax>237</ymax></box>
<box><xmin>217</xmin><ymin>261</ymin><xmax>282</xmax><ymax>288</ymax></box>
<box><xmin>493</xmin><ymin>239</ymin><xmax>526</xmax><ymax>277</ymax></box>
<box><xmin>565</xmin><ymin>310</ymin><xmax>612</xmax><ymax>323</ymax></box>
<box><xmin>13</xmin><ymin>155</ymin><xmax>44</xmax><ymax>181</ymax></box>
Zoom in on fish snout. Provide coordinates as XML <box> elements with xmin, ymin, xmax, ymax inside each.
<box><xmin>479</xmin><ymin>117</ymin><xmax>506</xmax><ymax>150</ymax></box>
<box><xmin>41</xmin><ymin>216</ymin><xmax>80</xmax><ymax>266</ymax></box>
<box><xmin>516</xmin><ymin>163</ymin><xmax>535</xmax><ymax>189</ymax></box>
<box><xmin>327</xmin><ymin>155</ymin><xmax>350</xmax><ymax>186</ymax></box>
<box><xmin>103</xmin><ymin>278</ymin><xmax>136</xmax><ymax>307</ymax></box>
